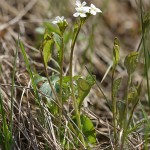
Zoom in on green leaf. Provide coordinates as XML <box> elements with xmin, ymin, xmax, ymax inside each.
<box><xmin>62</xmin><ymin>75</ymin><xmax>81</xmax><ymax>83</ymax></box>
<box><xmin>64</xmin><ymin>30</ymin><xmax>73</xmax><ymax>44</ymax></box>
<box><xmin>128</xmin><ymin>87</ymin><xmax>138</xmax><ymax>105</ymax></box>
<box><xmin>112</xmin><ymin>77</ymin><xmax>122</xmax><ymax>98</ymax></box>
<box><xmin>113</xmin><ymin>37</ymin><xmax>120</xmax><ymax>67</ymax></box>
<box><xmin>40</xmin><ymin>81</ymin><xmax>52</xmax><ymax>98</ymax></box>
<box><xmin>44</xmin><ymin>22</ymin><xmax>60</xmax><ymax>35</ymax></box>
<box><xmin>19</xmin><ymin>41</ymin><xmax>40</xmax><ymax>100</ymax></box>
<box><xmin>124</xmin><ymin>52</ymin><xmax>139</xmax><ymax>75</ymax></box>
<box><xmin>81</xmin><ymin>115</ymin><xmax>96</xmax><ymax>145</ymax></box>
<box><xmin>53</xmin><ymin>32</ymin><xmax>62</xmax><ymax>49</ymax></box>
<box><xmin>143</xmin><ymin>12</ymin><xmax>150</xmax><ymax>33</ymax></box>
<box><xmin>117</xmin><ymin>101</ymin><xmax>126</xmax><ymax>128</ymax></box>
<box><xmin>39</xmin><ymin>75</ymin><xmax>59</xmax><ymax>98</ymax></box>
<box><xmin>56</xmin><ymin>76</ymin><xmax>81</xmax><ymax>102</ymax></box>
<box><xmin>34</xmin><ymin>74</ymin><xmax>47</xmax><ymax>85</ymax></box>
<box><xmin>72</xmin><ymin>115</ymin><xmax>96</xmax><ymax>145</ymax></box>
<box><xmin>86</xmin><ymin>74</ymin><xmax>96</xmax><ymax>85</ymax></box>
<box><xmin>127</xmin><ymin>120</ymin><xmax>145</xmax><ymax>134</ymax></box>
<box><xmin>77</xmin><ymin>75</ymin><xmax>95</xmax><ymax>110</ymax></box>
<box><xmin>53</xmin><ymin>32</ymin><xmax>62</xmax><ymax>65</ymax></box>
<box><xmin>42</xmin><ymin>33</ymin><xmax>54</xmax><ymax>68</ymax></box>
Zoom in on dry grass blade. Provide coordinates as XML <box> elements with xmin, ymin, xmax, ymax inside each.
<box><xmin>0</xmin><ymin>0</ymin><xmax>37</xmax><ymax>31</ymax></box>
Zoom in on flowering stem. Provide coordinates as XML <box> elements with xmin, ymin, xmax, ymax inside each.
<box><xmin>59</xmin><ymin>34</ymin><xmax>64</xmax><ymax>125</ymax></box>
<box><xmin>111</xmin><ymin>66</ymin><xmax>117</xmax><ymax>147</ymax></box>
<box><xmin>69</xmin><ymin>20</ymin><xmax>86</xmax><ymax>147</ymax></box>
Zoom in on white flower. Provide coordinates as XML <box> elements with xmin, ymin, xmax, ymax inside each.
<box><xmin>75</xmin><ymin>0</ymin><xmax>87</xmax><ymax>7</ymax></box>
<box><xmin>52</xmin><ymin>16</ymin><xmax>66</xmax><ymax>24</ymax></box>
<box><xmin>73</xmin><ymin>7</ymin><xmax>90</xmax><ymax>17</ymax></box>
<box><xmin>75</xmin><ymin>0</ymin><xmax>90</xmax><ymax>13</ymax></box>
<box><xmin>73</xmin><ymin>0</ymin><xmax>90</xmax><ymax>18</ymax></box>
<box><xmin>73</xmin><ymin>1</ymin><xmax>102</xmax><ymax>18</ymax></box>
<box><xmin>89</xmin><ymin>4</ymin><xmax>102</xmax><ymax>15</ymax></box>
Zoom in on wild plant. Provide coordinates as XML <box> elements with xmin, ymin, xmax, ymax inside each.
<box><xmin>20</xmin><ymin>0</ymin><xmax>102</xmax><ymax>149</ymax></box>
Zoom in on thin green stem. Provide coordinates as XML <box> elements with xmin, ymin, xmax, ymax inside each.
<box><xmin>121</xmin><ymin>74</ymin><xmax>131</xmax><ymax>149</ymax></box>
<box><xmin>10</xmin><ymin>45</ymin><xmax>18</xmax><ymax>149</ymax></box>
<box><xmin>126</xmin><ymin>98</ymin><xmax>139</xmax><ymax>129</ymax></box>
<box><xmin>140</xmin><ymin>0</ymin><xmax>150</xmax><ymax>106</ymax></box>
<box><xmin>57</xmin><ymin>34</ymin><xmax>64</xmax><ymax>135</ymax></box>
<box><xmin>85</xmin><ymin>65</ymin><xmax>110</xmax><ymax>109</ymax></box>
<box><xmin>0</xmin><ymin>89</ymin><xmax>10</xmax><ymax>149</ymax></box>
<box><xmin>59</xmin><ymin>35</ymin><xmax>64</xmax><ymax>111</ymax></box>
<box><xmin>111</xmin><ymin>67</ymin><xmax>117</xmax><ymax>148</ymax></box>
<box><xmin>69</xmin><ymin>20</ymin><xmax>86</xmax><ymax>147</ymax></box>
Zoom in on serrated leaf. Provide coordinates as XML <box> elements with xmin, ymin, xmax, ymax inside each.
<box><xmin>42</xmin><ymin>33</ymin><xmax>54</xmax><ymax>68</ymax></box>
<box><xmin>77</xmin><ymin>76</ymin><xmax>95</xmax><ymax>110</ymax></box>
<box><xmin>113</xmin><ymin>37</ymin><xmax>120</xmax><ymax>67</ymax></box>
<box><xmin>113</xmin><ymin>77</ymin><xmax>122</xmax><ymax>98</ymax></box>
<box><xmin>124</xmin><ymin>52</ymin><xmax>139</xmax><ymax>75</ymax></box>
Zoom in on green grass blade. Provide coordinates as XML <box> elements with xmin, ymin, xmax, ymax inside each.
<box><xmin>10</xmin><ymin>41</ymin><xmax>19</xmax><ymax>149</ymax></box>
<box><xmin>19</xmin><ymin>40</ymin><xmax>40</xmax><ymax>101</ymax></box>
<box><xmin>0</xmin><ymin>88</ymin><xmax>10</xmax><ymax>149</ymax></box>
<box><xmin>139</xmin><ymin>102</ymin><xmax>150</xmax><ymax>149</ymax></box>
<box><xmin>19</xmin><ymin>39</ymin><xmax>45</xmax><ymax>124</ymax></box>
<box><xmin>140</xmin><ymin>0</ymin><xmax>150</xmax><ymax>106</ymax></box>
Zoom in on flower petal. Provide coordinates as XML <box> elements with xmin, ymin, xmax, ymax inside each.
<box><xmin>81</xmin><ymin>1</ymin><xmax>87</xmax><ymax>7</ymax></box>
<box><xmin>76</xmin><ymin>0</ymin><xmax>81</xmax><ymax>7</ymax></box>
<box><xmin>90</xmin><ymin>4</ymin><xmax>96</xmax><ymax>9</ymax></box>
<box><xmin>90</xmin><ymin>10</ymin><xmax>96</xmax><ymax>15</ymax></box>
<box><xmin>55</xmin><ymin>16</ymin><xmax>61</xmax><ymax>21</ymax></box>
<box><xmin>73</xmin><ymin>12</ymin><xmax>80</xmax><ymax>17</ymax></box>
<box><xmin>90</xmin><ymin>4</ymin><xmax>102</xmax><ymax>15</ymax></box>
<box><xmin>96</xmin><ymin>8</ymin><xmax>102</xmax><ymax>13</ymax></box>
<box><xmin>61</xmin><ymin>16</ymin><xmax>64</xmax><ymax>20</ymax></box>
<box><xmin>82</xmin><ymin>6</ymin><xmax>90</xmax><ymax>13</ymax></box>
<box><xmin>75</xmin><ymin>6</ymin><xmax>90</xmax><ymax>13</ymax></box>
<box><xmin>80</xmin><ymin>13</ymin><xmax>87</xmax><ymax>17</ymax></box>
<box><xmin>52</xmin><ymin>16</ymin><xmax>67</xmax><ymax>24</ymax></box>
<box><xmin>52</xmin><ymin>20</ymin><xmax>58</xmax><ymax>24</ymax></box>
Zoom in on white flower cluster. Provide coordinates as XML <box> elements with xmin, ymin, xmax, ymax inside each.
<box><xmin>52</xmin><ymin>0</ymin><xmax>102</xmax><ymax>25</ymax></box>
<box><xmin>73</xmin><ymin>0</ymin><xmax>102</xmax><ymax>18</ymax></box>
